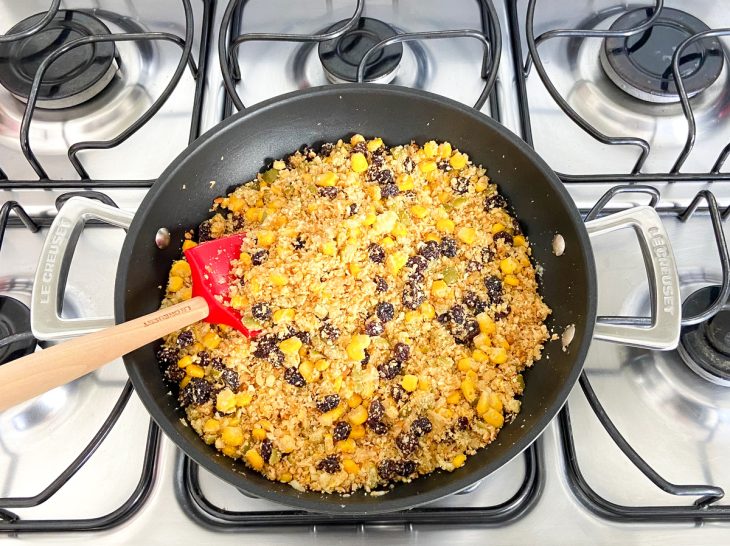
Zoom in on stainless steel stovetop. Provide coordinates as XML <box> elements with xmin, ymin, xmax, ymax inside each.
<box><xmin>1</xmin><ymin>1</ymin><xmax>729</xmax><ymax>544</ymax></box>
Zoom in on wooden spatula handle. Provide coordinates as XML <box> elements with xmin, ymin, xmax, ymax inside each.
<box><xmin>0</xmin><ymin>296</ymin><xmax>209</xmax><ymax>412</ymax></box>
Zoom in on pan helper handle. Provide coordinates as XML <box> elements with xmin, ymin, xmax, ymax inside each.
<box><xmin>585</xmin><ymin>206</ymin><xmax>681</xmax><ymax>350</ymax></box>
<box><xmin>31</xmin><ymin>197</ymin><xmax>134</xmax><ymax>341</ymax></box>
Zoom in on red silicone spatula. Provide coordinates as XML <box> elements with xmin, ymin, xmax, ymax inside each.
<box><xmin>0</xmin><ymin>233</ymin><xmax>257</xmax><ymax>412</ymax></box>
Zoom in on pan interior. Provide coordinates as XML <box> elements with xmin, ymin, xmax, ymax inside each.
<box><xmin>117</xmin><ymin>84</ymin><xmax>595</xmax><ymax>514</ymax></box>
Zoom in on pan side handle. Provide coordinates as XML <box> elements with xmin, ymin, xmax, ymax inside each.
<box><xmin>585</xmin><ymin>206</ymin><xmax>681</xmax><ymax>350</ymax></box>
<box><xmin>31</xmin><ymin>197</ymin><xmax>134</xmax><ymax>341</ymax></box>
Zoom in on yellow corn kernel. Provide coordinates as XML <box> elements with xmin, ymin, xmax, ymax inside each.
<box><xmin>346</xmin><ymin>334</ymin><xmax>371</xmax><ymax>361</ymax></box>
<box><xmin>424</xmin><ymin>232</ymin><xmax>440</xmax><ymax>243</ymax></box>
<box><xmin>245</xmin><ymin>448</ymin><xmax>265</xmax><ymax>470</ymax></box>
<box><xmin>337</xmin><ymin>438</ymin><xmax>356</xmax><ymax>453</ymax></box>
<box><xmin>490</xmin><ymin>392</ymin><xmax>504</xmax><ymax>412</ymax></box>
<box><xmin>410</xmin><ymin>204</ymin><xmax>429</xmax><ymax>219</ymax></box>
<box><xmin>475</xmin><ymin>179</ymin><xmax>489</xmax><ymax>193</ymax></box>
<box><xmin>491</xmin><ymin>222</ymin><xmax>505</xmax><ymax>234</ymax></box>
<box><xmin>472</xmin><ymin>349</ymin><xmax>489</xmax><ymax>363</ymax></box>
<box><xmin>401</xmin><ymin>374</ymin><xmax>419</xmax><ymax>392</ymax></box>
<box><xmin>476</xmin><ymin>313</ymin><xmax>496</xmax><ymax>335</ymax></box>
<box><xmin>423</xmin><ymin>140</ymin><xmax>438</xmax><ymax>158</ymax></box>
<box><xmin>272</xmin><ymin>308</ymin><xmax>295</xmax><ymax>324</ymax></box>
<box><xmin>321</xmin><ymin>240</ymin><xmax>337</xmax><ymax>256</ymax></box>
<box><xmin>513</xmin><ymin>235</ymin><xmax>527</xmax><ymax>247</ymax></box>
<box><xmin>452</xmin><ymin>454</ymin><xmax>467</xmax><ymax>468</ymax></box>
<box><xmin>418</xmin><ymin>159</ymin><xmax>437</xmax><ymax>173</ymax></box>
<box><xmin>350</xmin><ymin>424</ymin><xmax>366</xmax><ymax>439</ymax></box>
<box><xmin>180</xmin><ymin>375</ymin><xmax>191</xmax><ymax>389</ymax></box>
<box><xmin>315</xmin><ymin>359</ymin><xmax>331</xmax><ymax>372</ymax></box>
<box><xmin>220</xmin><ymin>446</ymin><xmax>237</xmax><ymax>457</ymax></box>
<box><xmin>202</xmin><ymin>331</ymin><xmax>221</xmax><ymax>350</ymax></box>
<box><xmin>257</xmin><ymin>230</ymin><xmax>275</xmax><ymax>248</ymax></box>
<box><xmin>490</xmin><ymin>347</ymin><xmax>508</xmax><ymax>365</ymax></box>
<box><xmin>460</xmin><ymin>378</ymin><xmax>477</xmax><ymax>403</ymax></box>
<box><xmin>386</xmin><ymin>251</ymin><xmax>408</xmax><ymax>275</ymax></box>
<box><xmin>439</xmin><ymin>407</ymin><xmax>454</xmax><ymax>419</ymax></box>
<box><xmin>203</xmin><ymin>418</ymin><xmax>220</xmax><ymax>434</ymax></box>
<box><xmin>270</xmin><ymin>271</ymin><xmax>289</xmax><ymax>286</ymax></box>
<box><xmin>236</xmin><ymin>392</ymin><xmax>253</xmax><ymax>407</ymax></box>
<box><xmin>449</xmin><ymin>152</ymin><xmax>467</xmax><ymax>169</ymax></box>
<box><xmin>466</xmin><ymin>370</ymin><xmax>478</xmax><ymax>384</ymax></box>
<box><xmin>177</xmin><ymin>355</ymin><xmax>193</xmax><ymax>369</ymax></box>
<box><xmin>299</xmin><ymin>360</ymin><xmax>318</xmax><ymax>383</ymax></box>
<box><xmin>216</xmin><ymin>389</ymin><xmax>236</xmax><ymax>413</ymax></box>
<box><xmin>279</xmin><ymin>435</ymin><xmax>296</xmax><ymax>453</ymax></box>
<box><xmin>373</xmin><ymin>211</ymin><xmax>398</xmax><ymax>234</ymax></box>
<box><xmin>367</xmin><ymin>185</ymin><xmax>381</xmax><ymax>201</ymax></box>
<box><xmin>405</xmin><ymin>310</ymin><xmax>420</xmax><ymax>324</ymax></box>
<box><xmin>367</xmin><ymin>137</ymin><xmax>383</xmax><ymax>152</ymax></box>
<box><xmin>362</xmin><ymin>211</ymin><xmax>377</xmax><ymax>226</ymax></box>
<box><xmin>316</xmin><ymin>171</ymin><xmax>337</xmax><ymax>187</ymax></box>
<box><xmin>391</xmin><ymin>223</ymin><xmax>407</xmax><ymax>238</ymax></box>
<box><xmin>500</xmin><ymin>339</ymin><xmax>511</xmax><ymax>350</ymax></box>
<box><xmin>186</xmin><ymin>364</ymin><xmax>204</xmax><ymax>378</ymax></box>
<box><xmin>380</xmin><ymin>236</ymin><xmax>395</xmax><ymax>250</ymax></box>
<box><xmin>170</xmin><ymin>260</ymin><xmax>191</xmax><ymax>277</ymax></box>
<box><xmin>520</xmin><ymin>255</ymin><xmax>531</xmax><ymax>267</ymax></box>
<box><xmin>348</xmin><ymin>394</ymin><xmax>363</xmax><ymax>408</ymax></box>
<box><xmin>257</xmin><ymin>420</ymin><xmax>274</xmax><ymax>432</ymax></box>
<box><xmin>167</xmin><ymin>275</ymin><xmax>184</xmax><ymax>292</ymax></box>
<box><xmin>182</xmin><ymin>240</ymin><xmax>197</xmax><ymax>251</ymax></box>
<box><xmin>435</xmin><ymin>191</ymin><xmax>450</xmax><ymax>204</ymax></box>
<box><xmin>226</xmin><ymin>195</ymin><xmax>245</xmax><ymax>212</ymax></box>
<box><xmin>348</xmin><ymin>405</ymin><xmax>369</xmax><ymax>426</ymax></box>
<box><xmin>476</xmin><ymin>391</ymin><xmax>490</xmax><ymax>416</ymax></box>
<box><xmin>230</xmin><ymin>295</ymin><xmax>245</xmax><ymax>310</ymax></box>
<box><xmin>397</xmin><ymin>174</ymin><xmax>414</xmax><ymax>191</ymax></box>
<box><xmin>279</xmin><ymin>337</ymin><xmax>302</xmax><ymax>356</ymax></box>
<box><xmin>500</xmin><ymin>257</ymin><xmax>519</xmax><ymax>275</ymax></box>
<box><xmin>350</xmin><ymin>134</ymin><xmax>365</xmax><ymax>145</ymax></box>
<box><xmin>418</xmin><ymin>376</ymin><xmax>431</xmax><ymax>391</ymax></box>
<box><xmin>245</xmin><ymin>207</ymin><xmax>264</xmax><ymax>223</ymax></box>
<box><xmin>446</xmin><ymin>391</ymin><xmax>462</xmax><ymax>404</ymax></box>
<box><xmin>248</xmin><ymin>277</ymin><xmax>262</xmax><ymax>295</ymax></box>
<box><xmin>456</xmin><ymin>226</ymin><xmax>477</xmax><ymax>245</ymax></box>
<box><xmin>280</xmin><ymin>472</ymin><xmax>293</xmax><ymax>483</ymax></box>
<box><xmin>252</xmin><ymin>427</ymin><xmax>267</xmax><ymax>441</ymax></box>
<box><xmin>343</xmin><ymin>459</ymin><xmax>360</xmax><ymax>474</ymax></box>
<box><xmin>179</xmin><ymin>287</ymin><xmax>192</xmax><ymax>301</ymax></box>
<box><xmin>474</xmin><ymin>333</ymin><xmax>492</xmax><ymax>351</ymax></box>
<box><xmin>350</xmin><ymin>152</ymin><xmax>368</xmax><ymax>173</ymax></box>
<box><xmin>484</xmin><ymin>408</ymin><xmax>504</xmax><ymax>428</ymax></box>
<box><xmin>221</xmin><ymin>426</ymin><xmax>244</xmax><ymax>446</ymax></box>
<box><xmin>437</xmin><ymin>141</ymin><xmax>452</xmax><ymax>158</ymax></box>
<box><xmin>431</xmin><ymin>280</ymin><xmax>449</xmax><ymax>298</ymax></box>
<box><xmin>436</xmin><ymin>218</ymin><xmax>455</xmax><ymax>233</ymax></box>
<box><xmin>333</xmin><ymin>376</ymin><xmax>343</xmax><ymax>392</ymax></box>
<box><xmin>238</xmin><ymin>252</ymin><xmax>252</xmax><ymax>267</ymax></box>
<box><xmin>457</xmin><ymin>358</ymin><xmax>473</xmax><ymax>372</ymax></box>
<box><xmin>504</xmin><ymin>274</ymin><xmax>520</xmax><ymax>286</ymax></box>
<box><xmin>419</xmin><ymin>301</ymin><xmax>436</xmax><ymax>319</ymax></box>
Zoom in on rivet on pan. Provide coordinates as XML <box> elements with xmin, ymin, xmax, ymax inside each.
<box><xmin>552</xmin><ymin>234</ymin><xmax>565</xmax><ymax>256</ymax></box>
<box><xmin>155</xmin><ymin>227</ymin><xmax>171</xmax><ymax>249</ymax></box>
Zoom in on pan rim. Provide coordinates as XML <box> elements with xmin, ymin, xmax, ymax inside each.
<box><xmin>116</xmin><ymin>83</ymin><xmax>597</xmax><ymax>515</ymax></box>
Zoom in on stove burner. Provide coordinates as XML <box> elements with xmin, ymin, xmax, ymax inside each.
<box><xmin>0</xmin><ymin>10</ymin><xmax>117</xmax><ymax>109</ymax></box>
<box><xmin>678</xmin><ymin>286</ymin><xmax>730</xmax><ymax>386</ymax></box>
<box><xmin>0</xmin><ymin>295</ymin><xmax>37</xmax><ymax>365</ymax></box>
<box><xmin>600</xmin><ymin>8</ymin><xmax>724</xmax><ymax>104</ymax></box>
<box><xmin>318</xmin><ymin>17</ymin><xmax>403</xmax><ymax>84</ymax></box>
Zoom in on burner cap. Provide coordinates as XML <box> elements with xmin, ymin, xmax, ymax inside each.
<box><xmin>0</xmin><ymin>10</ymin><xmax>117</xmax><ymax>109</ymax></box>
<box><xmin>678</xmin><ymin>286</ymin><xmax>730</xmax><ymax>386</ymax></box>
<box><xmin>600</xmin><ymin>8</ymin><xmax>723</xmax><ymax>103</ymax></box>
<box><xmin>0</xmin><ymin>295</ymin><xmax>37</xmax><ymax>364</ymax></box>
<box><xmin>318</xmin><ymin>17</ymin><xmax>403</xmax><ymax>84</ymax></box>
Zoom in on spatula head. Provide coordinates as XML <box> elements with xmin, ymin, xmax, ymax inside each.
<box><xmin>184</xmin><ymin>233</ymin><xmax>259</xmax><ymax>338</ymax></box>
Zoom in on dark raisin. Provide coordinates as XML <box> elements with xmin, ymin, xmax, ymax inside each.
<box><xmin>512</xmin><ymin>218</ymin><xmax>523</xmax><ymax>235</ymax></box>
<box><xmin>391</xmin><ymin>384</ymin><xmax>407</xmax><ymax>402</ymax></box>
<box><xmin>209</xmin><ymin>356</ymin><xmax>224</xmax><ymax>370</ymax></box>
<box><xmin>252</xmin><ymin>333</ymin><xmax>278</xmax><ymax>358</ymax></box>
<box><xmin>164</xmin><ymin>363</ymin><xmax>185</xmax><ymax>383</ymax></box>
<box><xmin>440</xmin><ymin>237</ymin><xmax>458</xmax><ymax>258</ymax></box>
<box><xmin>450</xmin><ymin>305</ymin><xmax>466</xmax><ymax>325</ymax></box>
<box><xmin>267</xmin><ymin>349</ymin><xmax>285</xmax><ymax>366</ymax></box>
<box><xmin>302</xmin><ymin>145</ymin><xmax>316</xmax><ymax>159</ymax></box>
<box><xmin>179</xmin><ymin>378</ymin><xmax>212</xmax><ymax>406</ymax></box>
<box><xmin>176</xmin><ymin>330</ymin><xmax>194</xmax><ymax>348</ymax></box>
<box><xmin>352</xmin><ymin>141</ymin><xmax>367</xmax><ymax>154</ymax></box>
<box><xmin>481</xmin><ymin>246</ymin><xmax>493</xmax><ymax>263</ymax></box>
<box><xmin>361</xmin><ymin>349</ymin><xmax>371</xmax><ymax>367</ymax></box>
<box><xmin>396</xmin><ymin>432</ymin><xmax>419</xmax><ymax>455</ymax></box>
<box><xmin>484</xmin><ymin>194</ymin><xmax>508</xmax><ymax>210</ymax></box>
<box><xmin>368</xmin><ymin>242</ymin><xmax>386</xmax><ymax>263</ymax></box>
<box><xmin>418</xmin><ymin>240</ymin><xmax>441</xmax><ymax>261</ymax></box>
<box><xmin>260</xmin><ymin>438</ymin><xmax>273</xmax><ymax>463</ymax></box>
<box><xmin>393</xmin><ymin>342</ymin><xmax>411</xmax><ymax>363</ymax></box>
<box><xmin>493</xmin><ymin>231</ymin><xmax>513</xmax><ymax>246</ymax></box>
<box><xmin>156</xmin><ymin>346</ymin><xmax>179</xmax><ymax>368</ymax></box>
<box><xmin>318</xmin><ymin>186</ymin><xmax>339</xmax><ymax>199</ymax></box>
<box><xmin>348</xmin><ymin>203</ymin><xmax>359</xmax><ymax>216</ymax></box>
<box><xmin>403</xmin><ymin>157</ymin><xmax>415</xmax><ymax>173</ymax></box>
<box><xmin>453</xmin><ymin>319</ymin><xmax>480</xmax><ymax>345</ymax></box>
<box><xmin>252</xmin><ymin>249</ymin><xmax>268</xmax><ymax>265</ymax></box>
<box><xmin>319</xmin><ymin>142</ymin><xmax>334</xmax><ymax>156</ymax></box>
<box><xmin>198</xmin><ymin>220</ymin><xmax>213</xmax><ymax>242</ymax></box>
<box><xmin>456</xmin><ymin>416</ymin><xmax>470</xmax><ymax>430</ymax></box>
<box><xmin>378</xmin><ymin>359</ymin><xmax>402</xmax><ymax>380</ymax></box>
<box><xmin>463</xmin><ymin>291</ymin><xmax>487</xmax><ymax>314</ymax></box>
<box><xmin>251</xmin><ymin>302</ymin><xmax>272</xmax><ymax>322</ymax></box>
<box><xmin>484</xmin><ymin>276</ymin><xmax>503</xmax><ymax>304</ymax></box>
<box><xmin>221</xmin><ymin>368</ymin><xmax>240</xmax><ymax>390</ymax></box>
<box><xmin>380</xmin><ymin>183</ymin><xmax>399</xmax><ymax>198</ymax></box>
<box><xmin>437</xmin><ymin>159</ymin><xmax>452</xmax><ymax>171</ymax></box>
<box><xmin>375</xmin><ymin>302</ymin><xmax>395</xmax><ymax>323</ymax></box>
<box><xmin>402</xmin><ymin>281</ymin><xmax>425</xmax><ymax>310</ymax></box>
<box><xmin>378</xmin><ymin>459</ymin><xmax>398</xmax><ymax>480</ymax></box>
<box><xmin>316</xmin><ymin>394</ymin><xmax>340</xmax><ymax>413</ymax></box>
<box><xmin>284</xmin><ymin>367</ymin><xmax>306</xmax><ymax>387</ymax></box>
<box><xmin>364</xmin><ymin>319</ymin><xmax>384</xmax><ymax>337</ymax></box>
<box><xmin>320</xmin><ymin>322</ymin><xmax>340</xmax><ymax>341</ymax></box>
<box><xmin>293</xmin><ymin>235</ymin><xmax>306</xmax><ymax>250</ymax></box>
<box><xmin>494</xmin><ymin>306</ymin><xmax>511</xmax><ymax>321</ymax></box>
<box><xmin>368</xmin><ymin>419</ymin><xmax>389</xmax><ymax>435</ymax></box>
<box><xmin>374</xmin><ymin>275</ymin><xmax>388</xmax><ymax>293</ymax></box>
<box><xmin>371</xmin><ymin>153</ymin><xmax>385</xmax><ymax>168</ymax></box>
<box><xmin>333</xmin><ymin>421</ymin><xmax>352</xmax><ymax>441</ymax></box>
<box><xmin>451</xmin><ymin>177</ymin><xmax>469</xmax><ymax>194</ymax></box>
<box><xmin>316</xmin><ymin>455</ymin><xmax>341</xmax><ymax>474</ymax></box>
<box><xmin>407</xmin><ymin>270</ymin><xmax>425</xmax><ymax>283</ymax></box>
<box><xmin>437</xmin><ymin>312</ymin><xmax>451</xmax><ymax>324</ymax></box>
<box><xmin>411</xmin><ymin>417</ymin><xmax>433</xmax><ymax>437</ymax></box>
<box><xmin>368</xmin><ymin>398</ymin><xmax>385</xmax><ymax>421</ymax></box>
<box><xmin>295</xmin><ymin>330</ymin><xmax>312</xmax><ymax>345</ymax></box>
<box><xmin>232</xmin><ymin>216</ymin><xmax>245</xmax><ymax>231</ymax></box>
<box><xmin>406</xmin><ymin>254</ymin><xmax>428</xmax><ymax>273</ymax></box>
<box><xmin>367</xmin><ymin>168</ymin><xmax>395</xmax><ymax>186</ymax></box>
<box><xmin>396</xmin><ymin>460</ymin><xmax>417</xmax><ymax>476</ymax></box>
<box><xmin>466</xmin><ymin>260</ymin><xmax>483</xmax><ymax>272</ymax></box>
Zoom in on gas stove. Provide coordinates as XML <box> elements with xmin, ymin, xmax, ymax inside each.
<box><xmin>0</xmin><ymin>1</ymin><xmax>729</xmax><ymax>544</ymax></box>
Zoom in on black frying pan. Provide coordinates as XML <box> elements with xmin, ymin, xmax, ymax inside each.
<box><xmin>113</xmin><ymin>84</ymin><xmax>594</xmax><ymax>514</ymax></box>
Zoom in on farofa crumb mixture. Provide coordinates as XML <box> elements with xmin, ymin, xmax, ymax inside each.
<box><xmin>156</xmin><ymin>136</ymin><xmax>550</xmax><ymax>493</ymax></box>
